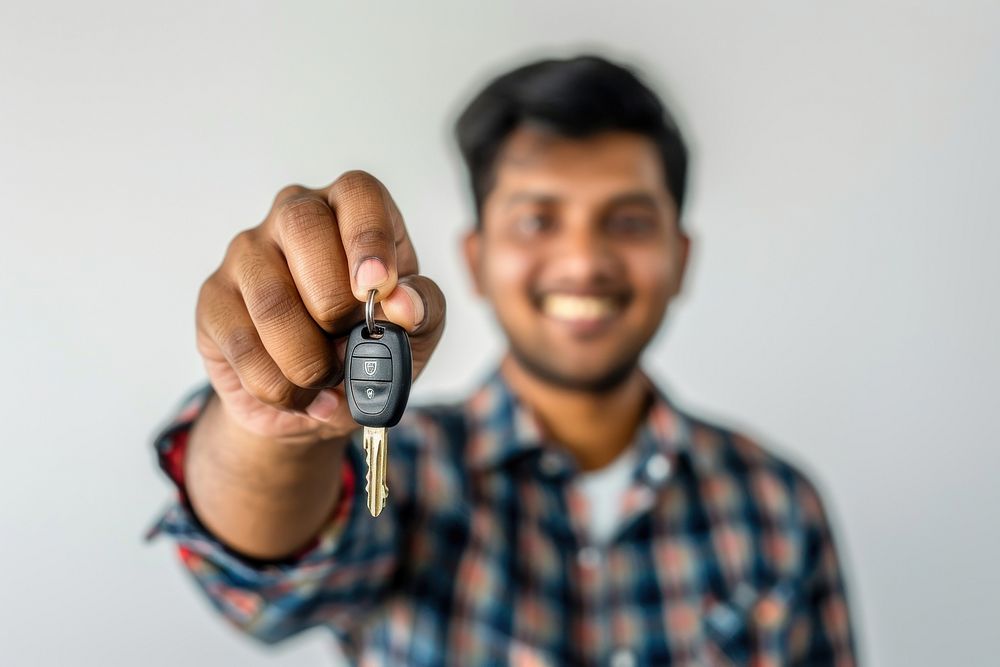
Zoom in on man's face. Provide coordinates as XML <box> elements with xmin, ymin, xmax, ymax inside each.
<box><xmin>464</xmin><ymin>126</ymin><xmax>690</xmax><ymax>392</ymax></box>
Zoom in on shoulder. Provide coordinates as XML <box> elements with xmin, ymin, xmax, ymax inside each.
<box><xmin>679</xmin><ymin>406</ymin><xmax>832</xmax><ymax>530</ymax></box>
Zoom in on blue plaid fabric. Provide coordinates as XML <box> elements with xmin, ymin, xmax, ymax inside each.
<box><xmin>145</xmin><ymin>368</ymin><xmax>857</xmax><ymax>666</ymax></box>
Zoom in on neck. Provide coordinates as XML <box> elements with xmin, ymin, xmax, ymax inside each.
<box><xmin>500</xmin><ymin>354</ymin><xmax>651</xmax><ymax>471</ymax></box>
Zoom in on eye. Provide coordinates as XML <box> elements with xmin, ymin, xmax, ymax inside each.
<box><xmin>514</xmin><ymin>213</ymin><xmax>552</xmax><ymax>236</ymax></box>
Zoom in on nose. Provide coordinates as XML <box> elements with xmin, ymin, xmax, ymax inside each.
<box><xmin>553</xmin><ymin>219</ymin><xmax>617</xmax><ymax>281</ymax></box>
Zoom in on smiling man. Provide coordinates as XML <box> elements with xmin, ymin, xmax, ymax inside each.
<box><xmin>146</xmin><ymin>55</ymin><xmax>858</xmax><ymax>665</ymax></box>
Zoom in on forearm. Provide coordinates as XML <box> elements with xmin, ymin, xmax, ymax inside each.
<box><xmin>184</xmin><ymin>393</ymin><xmax>350</xmax><ymax>560</ymax></box>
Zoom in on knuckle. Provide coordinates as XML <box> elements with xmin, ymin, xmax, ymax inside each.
<box><xmin>243</xmin><ymin>278</ymin><xmax>296</xmax><ymax>323</ymax></box>
<box><xmin>275</xmin><ymin>197</ymin><xmax>329</xmax><ymax>238</ymax></box>
<box><xmin>196</xmin><ymin>272</ymin><xmax>223</xmax><ymax>309</ymax></box>
<box><xmin>246</xmin><ymin>374</ymin><xmax>296</xmax><ymax>408</ymax></box>
<box><xmin>219</xmin><ymin>326</ymin><xmax>261</xmax><ymax>369</ymax></box>
<box><xmin>333</xmin><ymin>169</ymin><xmax>378</xmax><ymax>197</ymax></box>
<box><xmin>274</xmin><ymin>183</ymin><xmax>308</xmax><ymax>204</ymax></box>
<box><xmin>225</xmin><ymin>228</ymin><xmax>258</xmax><ymax>261</ymax></box>
<box><xmin>349</xmin><ymin>223</ymin><xmax>393</xmax><ymax>254</ymax></box>
<box><xmin>196</xmin><ymin>276</ymin><xmax>242</xmax><ymax>341</ymax></box>
<box><xmin>311</xmin><ymin>288</ymin><xmax>358</xmax><ymax>326</ymax></box>
<box><xmin>283</xmin><ymin>353</ymin><xmax>334</xmax><ymax>388</ymax></box>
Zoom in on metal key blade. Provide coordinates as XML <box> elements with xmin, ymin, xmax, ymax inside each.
<box><xmin>363</xmin><ymin>426</ymin><xmax>389</xmax><ymax>516</ymax></box>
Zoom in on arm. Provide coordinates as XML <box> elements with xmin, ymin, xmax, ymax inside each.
<box><xmin>184</xmin><ymin>392</ymin><xmax>347</xmax><ymax>561</ymax></box>
<box><xmin>145</xmin><ymin>172</ymin><xmax>445</xmax><ymax>644</ymax></box>
<box><xmin>145</xmin><ymin>383</ymin><xmax>417</xmax><ymax>645</ymax></box>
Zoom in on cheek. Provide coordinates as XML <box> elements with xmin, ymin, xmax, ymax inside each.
<box><xmin>626</xmin><ymin>247</ymin><xmax>680</xmax><ymax>302</ymax></box>
<box><xmin>482</xmin><ymin>245</ymin><xmax>536</xmax><ymax>298</ymax></box>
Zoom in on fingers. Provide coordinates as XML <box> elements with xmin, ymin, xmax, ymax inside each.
<box><xmin>196</xmin><ymin>174</ymin><xmax>435</xmax><ymax>422</ymax></box>
<box><xmin>266</xmin><ymin>173</ymin><xmax>419</xmax><ymax>331</ymax></box>
<box><xmin>326</xmin><ymin>170</ymin><xmax>419</xmax><ymax>303</ymax></box>
<box><xmin>267</xmin><ymin>189</ymin><xmax>359</xmax><ymax>333</ymax></box>
<box><xmin>379</xmin><ymin>275</ymin><xmax>446</xmax><ymax>382</ymax></box>
<box><xmin>199</xmin><ymin>230</ymin><xmax>344</xmax><ymax>413</ymax></box>
<box><xmin>198</xmin><ymin>275</ymin><xmax>323</xmax><ymax>413</ymax></box>
<box><xmin>379</xmin><ymin>274</ymin><xmax>445</xmax><ymax>337</ymax></box>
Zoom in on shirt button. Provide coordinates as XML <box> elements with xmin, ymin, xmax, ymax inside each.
<box><xmin>610</xmin><ymin>647</ymin><xmax>636</xmax><ymax>667</ymax></box>
<box><xmin>540</xmin><ymin>452</ymin><xmax>563</xmax><ymax>476</ymax></box>
<box><xmin>645</xmin><ymin>453</ymin><xmax>671</xmax><ymax>483</ymax></box>
<box><xmin>577</xmin><ymin>546</ymin><xmax>602</xmax><ymax>569</ymax></box>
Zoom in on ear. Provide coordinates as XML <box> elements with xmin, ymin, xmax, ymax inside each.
<box><xmin>461</xmin><ymin>227</ymin><xmax>485</xmax><ymax>297</ymax></box>
<box><xmin>674</xmin><ymin>229</ymin><xmax>692</xmax><ymax>296</ymax></box>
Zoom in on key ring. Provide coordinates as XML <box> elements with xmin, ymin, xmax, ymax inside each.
<box><xmin>365</xmin><ymin>288</ymin><xmax>384</xmax><ymax>339</ymax></box>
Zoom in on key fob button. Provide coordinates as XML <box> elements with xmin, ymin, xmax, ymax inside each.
<box><xmin>351</xmin><ymin>380</ymin><xmax>392</xmax><ymax>414</ymax></box>
<box><xmin>350</xmin><ymin>357</ymin><xmax>393</xmax><ymax>382</ymax></box>
<box><xmin>352</xmin><ymin>342</ymin><xmax>391</xmax><ymax>359</ymax></box>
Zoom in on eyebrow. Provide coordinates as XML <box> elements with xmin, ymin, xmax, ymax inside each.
<box><xmin>605</xmin><ymin>191</ymin><xmax>660</xmax><ymax>209</ymax></box>
<box><xmin>501</xmin><ymin>192</ymin><xmax>559</xmax><ymax>210</ymax></box>
<box><xmin>501</xmin><ymin>190</ymin><xmax>660</xmax><ymax>211</ymax></box>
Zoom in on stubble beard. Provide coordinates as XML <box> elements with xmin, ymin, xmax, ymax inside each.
<box><xmin>507</xmin><ymin>339</ymin><xmax>642</xmax><ymax>394</ymax></box>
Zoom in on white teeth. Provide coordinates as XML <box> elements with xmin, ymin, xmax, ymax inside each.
<box><xmin>542</xmin><ymin>294</ymin><xmax>617</xmax><ymax>321</ymax></box>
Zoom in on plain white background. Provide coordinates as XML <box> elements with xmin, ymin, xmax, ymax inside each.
<box><xmin>2</xmin><ymin>1</ymin><xmax>998</xmax><ymax>665</ymax></box>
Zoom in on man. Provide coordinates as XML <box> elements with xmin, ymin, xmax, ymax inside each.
<box><xmin>145</xmin><ymin>55</ymin><xmax>858</xmax><ymax>665</ymax></box>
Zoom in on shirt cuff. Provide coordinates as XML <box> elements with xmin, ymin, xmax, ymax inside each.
<box><xmin>143</xmin><ymin>383</ymin><xmax>355</xmax><ymax>568</ymax></box>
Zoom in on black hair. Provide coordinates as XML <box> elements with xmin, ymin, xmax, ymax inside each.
<box><xmin>454</xmin><ymin>55</ymin><xmax>689</xmax><ymax>227</ymax></box>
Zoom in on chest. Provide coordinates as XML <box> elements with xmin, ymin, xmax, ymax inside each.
<box><xmin>362</xmin><ymin>468</ymin><xmax>808</xmax><ymax>666</ymax></box>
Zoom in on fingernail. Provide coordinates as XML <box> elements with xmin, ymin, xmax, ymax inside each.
<box><xmin>305</xmin><ymin>389</ymin><xmax>339</xmax><ymax>421</ymax></box>
<box><xmin>356</xmin><ymin>257</ymin><xmax>388</xmax><ymax>291</ymax></box>
<box><xmin>399</xmin><ymin>284</ymin><xmax>425</xmax><ymax>327</ymax></box>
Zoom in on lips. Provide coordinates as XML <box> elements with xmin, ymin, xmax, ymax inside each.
<box><xmin>535</xmin><ymin>289</ymin><xmax>631</xmax><ymax>336</ymax></box>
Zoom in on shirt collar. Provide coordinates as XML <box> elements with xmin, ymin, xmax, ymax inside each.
<box><xmin>464</xmin><ymin>366</ymin><xmax>698</xmax><ymax>480</ymax></box>
<box><xmin>464</xmin><ymin>368</ymin><xmax>545</xmax><ymax>470</ymax></box>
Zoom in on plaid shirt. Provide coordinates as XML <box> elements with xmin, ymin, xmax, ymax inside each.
<box><xmin>145</xmin><ymin>368</ymin><xmax>857</xmax><ymax>666</ymax></box>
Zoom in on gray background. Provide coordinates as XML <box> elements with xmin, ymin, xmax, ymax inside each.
<box><xmin>2</xmin><ymin>1</ymin><xmax>998</xmax><ymax>665</ymax></box>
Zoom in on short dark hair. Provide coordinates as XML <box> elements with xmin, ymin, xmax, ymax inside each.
<box><xmin>454</xmin><ymin>55</ymin><xmax>689</xmax><ymax>226</ymax></box>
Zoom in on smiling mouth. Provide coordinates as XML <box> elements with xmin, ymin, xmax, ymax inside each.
<box><xmin>538</xmin><ymin>293</ymin><xmax>627</xmax><ymax>326</ymax></box>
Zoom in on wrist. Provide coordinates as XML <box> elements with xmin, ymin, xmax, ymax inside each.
<box><xmin>210</xmin><ymin>391</ymin><xmax>355</xmax><ymax>453</ymax></box>
<box><xmin>190</xmin><ymin>395</ymin><xmax>352</xmax><ymax>493</ymax></box>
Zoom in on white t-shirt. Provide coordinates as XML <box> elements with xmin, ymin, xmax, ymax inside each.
<box><xmin>573</xmin><ymin>444</ymin><xmax>638</xmax><ymax>546</ymax></box>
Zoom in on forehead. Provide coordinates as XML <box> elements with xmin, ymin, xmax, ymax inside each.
<box><xmin>488</xmin><ymin>126</ymin><xmax>669</xmax><ymax>203</ymax></box>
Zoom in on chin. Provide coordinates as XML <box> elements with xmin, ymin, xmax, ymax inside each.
<box><xmin>510</xmin><ymin>344</ymin><xmax>640</xmax><ymax>394</ymax></box>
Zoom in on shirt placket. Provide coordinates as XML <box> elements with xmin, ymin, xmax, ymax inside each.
<box><xmin>535</xmin><ymin>448</ymin><xmax>611</xmax><ymax>664</ymax></box>
<box><xmin>570</xmin><ymin>481</ymin><xmax>613</xmax><ymax>663</ymax></box>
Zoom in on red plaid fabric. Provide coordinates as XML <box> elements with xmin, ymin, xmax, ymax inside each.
<box><xmin>145</xmin><ymin>369</ymin><xmax>857</xmax><ymax>665</ymax></box>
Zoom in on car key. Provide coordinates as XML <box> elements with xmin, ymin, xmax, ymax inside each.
<box><xmin>344</xmin><ymin>289</ymin><xmax>412</xmax><ymax>517</ymax></box>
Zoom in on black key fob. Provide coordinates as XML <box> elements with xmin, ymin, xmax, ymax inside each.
<box><xmin>344</xmin><ymin>320</ymin><xmax>412</xmax><ymax>428</ymax></box>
